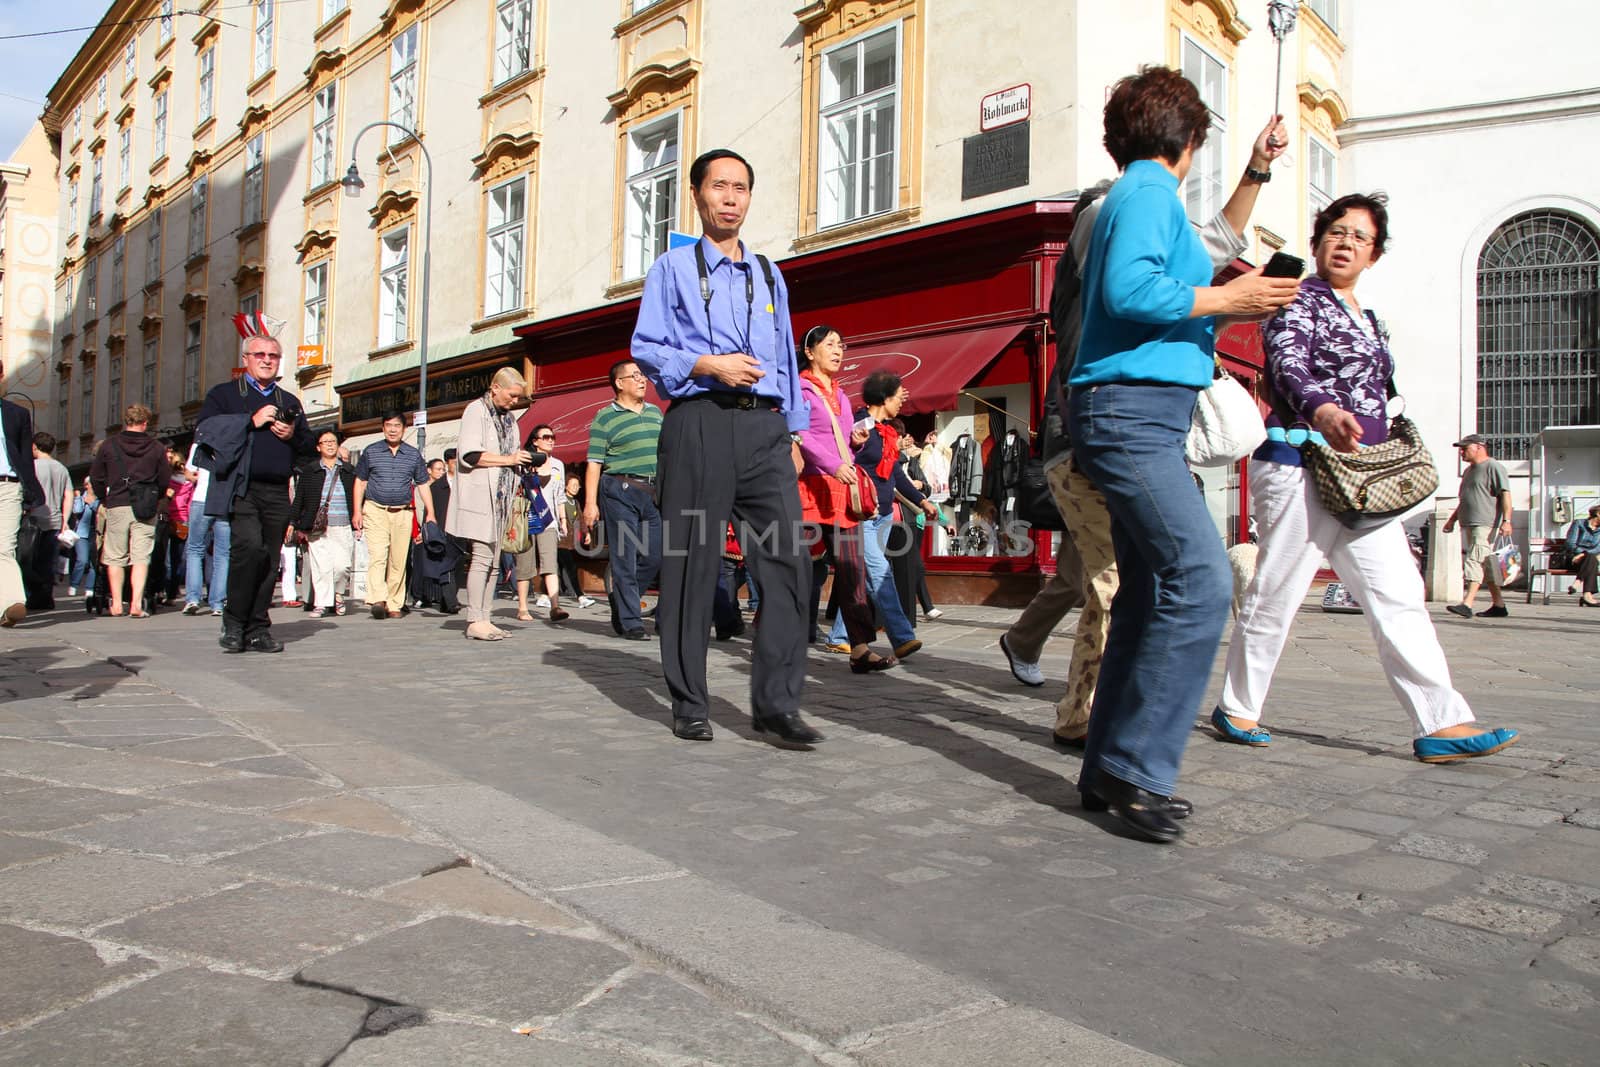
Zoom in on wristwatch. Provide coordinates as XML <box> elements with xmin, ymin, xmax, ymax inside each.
<box><xmin>1244</xmin><ymin>165</ymin><xmax>1272</xmax><ymax>183</ymax></box>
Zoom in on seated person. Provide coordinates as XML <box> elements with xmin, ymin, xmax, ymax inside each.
<box><xmin>1562</xmin><ymin>505</ymin><xmax>1600</xmax><ymax>605</ymax></box>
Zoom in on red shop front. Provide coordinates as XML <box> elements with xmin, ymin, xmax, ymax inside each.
<box><xmin>513</xmin><ymin>199</ymin><xmax>1263</xmax><ymax>606</ymax></box>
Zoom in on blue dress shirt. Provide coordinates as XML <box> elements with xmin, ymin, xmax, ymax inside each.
<box><xmin>631</xmin><ymin>236</ymin><xmax>810</xmax><ymax>434</ymax></box>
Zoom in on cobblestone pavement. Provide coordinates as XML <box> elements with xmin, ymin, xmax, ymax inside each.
<box><xmin>1</xmin><ymin>589</ymin><xmax>1596</xmax><ymax>1065</ymax></box>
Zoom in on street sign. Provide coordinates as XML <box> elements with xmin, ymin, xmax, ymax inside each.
<box><xmin>980</xmin><ymin>83</ymin><xmax>1031</xmax><ymax>132</ymax></box>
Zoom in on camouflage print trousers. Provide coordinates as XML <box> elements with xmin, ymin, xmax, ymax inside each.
<box><xmin>1048</xmin><ymin>456</ymin><xmax>1118</xmax><ymax>737</ymax></box>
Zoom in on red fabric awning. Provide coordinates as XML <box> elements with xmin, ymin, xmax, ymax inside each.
<box><xmin>516</xmin><ymin>383</ymin><xmax>665</xmax><ymax>468</ymax></box>
<box><xmin>831</xmin><ymin>323</ymin><xmax>1025</xmax><ymax>415</ymax></box>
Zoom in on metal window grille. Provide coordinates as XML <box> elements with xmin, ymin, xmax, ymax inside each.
<box><xmin>1476</xmin><ymin>210</ymin><xmax>1600</xmax><ymax>460</ymax></box>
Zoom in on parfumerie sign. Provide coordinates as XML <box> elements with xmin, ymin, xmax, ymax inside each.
<box><xmin>980</xmin><ymin>83</ymin><xmax>1031</xmax><ymax>132</ymax></box>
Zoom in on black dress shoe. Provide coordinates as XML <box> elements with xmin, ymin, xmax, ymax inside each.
<box><xmin>219</xmin><ymin>629</ymin><xmax>245</xmax><ymax>653</ymax></box>
<box><xmin>1084</xmin><ymin>773</ymin><xmax>1183</xmax><ymax>843</ymax></box>
<box><xmin>1082</xmin><ymin>790</ymin><xmax>1192</xmax><ymax>819</ymax></box>
<box><xmin>622</xmin><ymin>629</ymin><xmax>650</xmax><ymax>641</ymax></box>
<box><xmin>672</xmin><ymin>718</ymin><xmax>714</xmax><ymax>741</ymax></box>
<box><xmin>245</xmin><ymin>632</ymin><xmax>285</xmax><ymax>653</ymax></box>
<box><xmin>752</xmin><ymin>711</ymin><xmax>825</xmax><ymax>744</ymax></box>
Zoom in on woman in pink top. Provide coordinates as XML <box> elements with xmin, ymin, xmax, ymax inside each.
<box><xmin>796</xmin><ymin>326</ymin><xmax>896</xmax><ymax>673</ymax></box>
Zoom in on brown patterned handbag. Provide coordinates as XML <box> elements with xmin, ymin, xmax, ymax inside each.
<box><xmin>1300</xmin><ymin>414</ymin><xmax>1440</xmax><ymax>529</ymax></box>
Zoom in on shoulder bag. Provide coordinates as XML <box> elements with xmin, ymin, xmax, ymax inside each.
<box><xmin>807</xmin><ymin>381</ymin><xmax>876</xmax><ymax>521</ymax></box>
<box><xmin>1186</xmin><ymin>363</ymin><xmax>1267</xmax><ymax>467</ymax></box>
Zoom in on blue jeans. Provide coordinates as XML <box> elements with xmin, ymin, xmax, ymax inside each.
<box><xmin>600</xmin><ymin>474</ymin><xmax>661</xmax><ymax>634</ymax></box>
<box><xmin>1067</xmin><ymin>383</ymin><xmax>1231</xmax><ymax>798</ymax></box>
<box><xmin>184</xmin><ymin>512</ymin><xmax>230</xmax><ymax>611</ymax></box>
<box><xmin>70</xmin><ymin>532</ymin><xmax>96</xmax><ymax>592</ymax></box>
<box><xmin>828</xmin><ymin>511</ymin><xmax>916</xmax><ymax>647</ymax></box>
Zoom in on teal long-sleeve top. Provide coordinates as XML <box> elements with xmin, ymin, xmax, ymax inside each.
<box><xmin>1068</xmin><ymin>159</ymin><xmax>1217</xmax><ymax>388</ymax></box>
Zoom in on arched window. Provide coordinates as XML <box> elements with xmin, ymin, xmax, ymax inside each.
<box><xmin>1476</xmin><ymin>210</ymin><xmax>1599</xmax><ymax>459</ymax></box>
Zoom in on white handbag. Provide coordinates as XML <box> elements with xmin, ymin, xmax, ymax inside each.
<box><xmin>1186</xmin><ymin>369</ymin><xmax>1266</xmax><ymax>467</ymax></box>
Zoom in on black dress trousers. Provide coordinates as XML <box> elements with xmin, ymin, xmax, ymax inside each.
<box><xmin>656</xmin><ymin>399</ymin><xmax>809</xmax><ymax>723</ymax></box>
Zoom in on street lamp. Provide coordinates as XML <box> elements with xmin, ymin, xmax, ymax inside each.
<box><xmin>341</xmin><ymin>122</ymin><xmax>434</xmax><ymax>454</ymax></box>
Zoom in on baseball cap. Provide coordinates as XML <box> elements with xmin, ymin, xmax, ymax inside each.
<box><xmin>1451</xmin><ymin>434</ymin><xmax>1486</xmax><ymax>449</ymax></box>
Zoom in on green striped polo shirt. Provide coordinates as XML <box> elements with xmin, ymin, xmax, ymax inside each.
<box><xmin>586</xmin><ymin>400</ymin><xmax>663</xmax><ymax>479</ymax></box>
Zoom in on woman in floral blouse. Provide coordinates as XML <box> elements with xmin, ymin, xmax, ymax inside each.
<box><xmin>1214</xmin><ymin>193</ymin><xmax>1520</xmax><ymax>764</ymax></box>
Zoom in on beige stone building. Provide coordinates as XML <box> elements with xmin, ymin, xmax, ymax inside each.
<box><xmin>1</xmin><ymin>122</ymin><xmax>59</xmax><ymax>429</ymax></box>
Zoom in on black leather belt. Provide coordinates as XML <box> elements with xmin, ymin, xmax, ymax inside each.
<box><xmin>684</xmin><ymin>391</ymin><xmax>780</xmax><ymax>412</ymax></box>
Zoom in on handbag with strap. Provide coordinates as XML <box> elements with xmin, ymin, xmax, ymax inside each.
<box><xmin>1186</xmin><ymin>364</ymin><xmax>1266</xmax><ymax>467</ymax></box>
<box><xmin>1300</xmin><ymin>413</ymin><xmax>1440</xmax><ymax>529</ymax></box>
<box><xmin>807</xmin><ymin>380</ymin><xmax>877</xmax><ymax>521</ymax></box>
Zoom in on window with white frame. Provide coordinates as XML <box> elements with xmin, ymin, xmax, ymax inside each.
<box><xmin>483</xmin><ymin>178</ymin><xmax>525</xmax><ymax>316</ymax></box>
<box><xmin>107</xmin><ymin>354</ymin><xmax>122</xmax><ymax>424</ymax></box>
<box><xmin>322</xmin><ymin>0</ymin><xmax>347</xmax><ymax>20</ymax></box>
<box><xmin>818</xmin><ymin>25</ymin><xmax>899</xmax><ymax>230</ymax></box>
<box><xmin>1307</xmin><ymin>135</ymin><xmax>1336</xmax><ymax>219</ymax></box>
<box><xmin>153</xmin><ymin>91</ymin><xmax>167</xmax><ymax>159</ymax></box>
<box><xmin>183</xmin><ymin>320</ymin><xmax>201</xmax><ymax>403</ymax></box>
<box><xmin>379</xmin><ymin>226</ymin><xmax>409</xmax><ymax>345</ymax></box>
<box><xmin>494</xmin><ymin>0</ymin><xmax>535</xmax><ymax>85</ymax></box>
<box><xmin>81</xmin><ymin>362</ymin><xmax>94</xmax><ymax>425</ymax></box>
<box><xmin>624</xmin><ymin>113</ymin><xmax>679</xmax><ymax>279</ymax></box>
<box><xmin>1180</xmin><ymin>36</ymin><xmax>1228</xmax><ymax>224</ymax></box>
<box><xmin>304</xmin><ymin>262</ymin><xmax>329</xmax><ymax>347</ymax></box>
<box><xmin>146</xmin><ymin>207</ymin><xmax>162</xmax><ymax>281</ymax></box>
<box><xmin>198</xmin><ymin>47</ymin><xmax>214</xmax><ymax>124</ymax></box>
<box><xmin>111</xmin><ymin>236</ymin><xmax>125</xmax><ymax>303</ymax></box>
<box><xmin>67</xmin><ymin>178</ymin><xmax>78</xmax><ymax>231</ymax></box>
<box><xmin>243</xmin><ymin>135</ymin><xmax>264</xmax><ymax>226</ymax></box>
<box><xmin>187</xmin><ymin>175</ymin><xmax>207</xmax><ymax>257</ymax></box>
<box><xmin>311</xmin><ymin>85</ymin><xmax>337</xmax><ymax>187</ymax></box>
<box><xmin>96</xmin><ymin>73</ymin><xmax>107</xmax><ymax>115</ymax></box>
<box><xmin>253</xmin><ymin>0</ymin><xmax>274</xmax><ymax>78</ymax></box>
<box><xmin>389</xmin><ymin>26</ymin><xmax>419</xmax><ymax>134</ymax></box>
<box><xmin>160</xmin><ymin>0</ymin><xmax>173</xmax><ymax>43</ymax></box>
<box><xmin>90</xmin><ymin>154</ymin><xmax>103</xmax><ymax>217</ymax></box>
<box><xmin>118</xmin><ymin>127</ymin><xmax>131</xmax><ymax>191</ymax></box>
<box><xmin>1306</xmin><ymin>0</ymin><xmax>1338</xmax><ymax>31</ymax></box>
<box><xmin>123</xmin><ymin>40</ymin><xmax>137</xmax><ymax>85</ymax></box>
<box><xmin>142</xmin><ymin>337</ymin><xmax>158</xmax><ymax>409</ymax></box>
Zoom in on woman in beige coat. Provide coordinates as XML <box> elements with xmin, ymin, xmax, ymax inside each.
<box><xmin>449</xmin><ymin>367</ymin><xmax>532</xmax><ymax>641</ymax></box>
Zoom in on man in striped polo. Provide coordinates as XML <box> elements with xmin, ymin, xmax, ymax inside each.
<box><xmin>581</xmin><ymin>360</ymin><xmax>662</xmax><ymax>640</ymax></box>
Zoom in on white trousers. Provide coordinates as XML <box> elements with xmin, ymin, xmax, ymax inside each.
<box><xmin>307</xmin><ymin>525</ymin><xmax>355</xmax><ymax>607</ymax></box>
<box><xmin>1219</xmin><ymin>461</ymin><xmax>1473</xmax><ymax>738</ymax></box>
<box><xmin>0</xmin><ymin>482</ymin><xmax>22</xmax><ymax>610</ymax></box>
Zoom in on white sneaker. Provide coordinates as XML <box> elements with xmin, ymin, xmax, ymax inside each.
<box><xmin>578</xmin><ymin>595</ymin><xmax>596</xmax><ymax>608</ymax></box>
<box><xmin>999</xmin><ymin>634</ymin><xmax>1045</xmax><ymax>687</ymax></box>
<box><xmin>925</xmin><ymin>608</ymin><xmax>944</xmax><ymax>619</ymax></box>
<box><xmin>535</xmin><ymin>595</ymin><xmax>551</xmax><ymax>609</ymax></box>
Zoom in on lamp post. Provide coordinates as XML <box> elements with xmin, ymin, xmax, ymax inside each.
<box><xmin>341</xmin><ymin>122</ymin><xmax>434</xmax><ymax>454</ymax></box>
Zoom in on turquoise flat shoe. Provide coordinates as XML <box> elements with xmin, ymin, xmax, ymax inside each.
<box><xmin>1211</xmin><ymin>707</ymin><xmax>1271</xmax><ymax>746</ymax></box>
<box><xmin>1413</xmin><ymin>727</ymin><xmax>1519</xmax><ymax>763</ymax></box>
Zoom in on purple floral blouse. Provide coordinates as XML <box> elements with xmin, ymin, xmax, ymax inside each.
<box><xmin>1256</xmin><ymin>275</ymin><xmax>1394</xmax><ymax>466</ymax></box>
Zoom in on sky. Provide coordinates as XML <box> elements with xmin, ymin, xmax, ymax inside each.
<box><xmin>0</xmin><ymin>0</ymin><xmax>107</xmax><ymax>158</ymax></box>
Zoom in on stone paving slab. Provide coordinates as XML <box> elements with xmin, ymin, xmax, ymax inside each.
<box><xmin>0</xmin><ymin>967</ymin><xmax>369</xmax><ymax>1067</ymax></box>
<box><xmin>216</xmin><ymin>829</ymin><xmax>461</xmax><ymax>891</ymax></box>
<box><xmin>0</xmin><ymin>924</ymin><xmax>157</xmax><ymax>1030</ymax></box>
<box><xmin>97</xmin><ymin>882</ymin><xmax>417</xmax><ymax>975</ymax></box>
<box><xmin>0</xmin><ymin>853</ymin><xmax>241</xmax><ymax>928</ymax></box>
<box><xmin>299</xmin><ymin>916</ymin><xmax>630</xmax><ymax>1026</ymax></box>
<box><xmin>334</xmin><ymin>1024</ymin><xmax>655</xmax><ymax>1066</ymax></box>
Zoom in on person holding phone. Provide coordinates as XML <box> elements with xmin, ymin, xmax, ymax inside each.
<box><xmin>1215</xmin><ymin>193</ymin><xmax>1519</xmax><ymax>764</ymax></box>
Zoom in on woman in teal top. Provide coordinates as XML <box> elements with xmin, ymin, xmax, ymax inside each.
<box><xmin>1063</xmin><ymin>66</ymin><xmax>1299</xmax><ymax>844</ymax></box>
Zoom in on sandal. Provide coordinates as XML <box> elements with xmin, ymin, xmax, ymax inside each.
<box><xmin>849</xmin><ymin>654</ymin><xmax>898</xmax><ymax>674</ymax></box>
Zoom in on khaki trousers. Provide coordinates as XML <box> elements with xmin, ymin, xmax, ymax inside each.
<box><xmin>362</xmin><ymin>503</ymin><xmax>414</xmax><ymax>612</ymax></box>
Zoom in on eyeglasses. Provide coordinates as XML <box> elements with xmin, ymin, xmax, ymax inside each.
<box><xmin>1324</xmin><ymin>226</ymin><xmax>1375</xmax><ymax>247</ymax></box>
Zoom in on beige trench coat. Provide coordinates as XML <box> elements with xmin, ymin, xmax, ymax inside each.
<box><xmin>446</xmin><ymin>397</ymin><xmax>505</xmax><ymax>545</ymax></box>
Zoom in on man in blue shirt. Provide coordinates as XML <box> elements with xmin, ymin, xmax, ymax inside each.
<box><xmin>630</xmin><ymin>148</ymin><xmax>822</xmax><ymax>745</ymax></box>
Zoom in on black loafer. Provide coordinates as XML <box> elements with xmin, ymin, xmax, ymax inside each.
<box><xmin>1082</xmin><ymin>790</ymin><xmax>1192</xmax><ymax>819</ymax></box>
<box><xmin>672</xmin><ymin>718</ymin><xmax>714</xmax><ymax>741</ymax></box>
<box><xmin>752</xmin><ymin>711</ymin><xmax>825</xmax><ymax>744</ymax></box>
<box><xmin>1084</xmin><ymin>773</ymin><xmax>1184</xmax><ymax>843</ymax></box>
<box><xmin>245</xmin><ymin>632</ymin><xmax>285</xmax><ymax>654</ymax></box>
